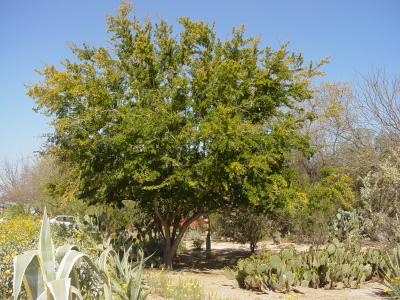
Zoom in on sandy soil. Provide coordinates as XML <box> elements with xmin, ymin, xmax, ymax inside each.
<box><xmin>158</xmin><ymin>269</ymin><xmax>387</xmax><ymax>300</ymax></box>
<box><xmin>148</xmin><ymin>240</ymin><xmax>389</xmax><ymax>300</ymax></box>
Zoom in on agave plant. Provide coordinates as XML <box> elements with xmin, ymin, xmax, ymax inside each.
<box><xmin>12</xmin><ymin>208</ymin><xmax>148</xmax><ymax>300</ymax></box>
<box><xmin>99</xmin><ymin>246</ymin><xmax>149</xmax><ymax>300</ymax></box>
<box><xmin>382</xmin><ymin>248</ymin><xmax>400</xmax><ymax>299</ymax></box>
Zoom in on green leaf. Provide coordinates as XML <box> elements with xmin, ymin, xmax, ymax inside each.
<box><xmin>47</xmin><ymin>278</ymin><xmax>71</xmax><ymax>300</ymax></box>
<box><xmin>39</xmin><ymin>207</ymin><xmax>56</xmax><ymax>282</ymax></box>
<box><xmin>71</xmin><ymin>286</ymin><xmax>83</xmax><ymax>300</ymax></box>
<box><xmin>13</xmin><ymin>250</ymin><xmax>41</xmax><ymax>300</ymax></box>
<box><xmin>56</xmin><ymin>245</ymin><xmax>80</xmax><ymax>261</ymax></box>
<box><xmin>56</xmin><ymin>250</ymin><xmax>85</xmax><ymax>280</ymax></box>
<box><xmin>22</xmin><ymin>255</ymin><xmax>45</xmax><ymax>300</ymax></box>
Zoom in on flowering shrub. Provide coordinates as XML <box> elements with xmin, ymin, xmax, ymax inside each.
<box><xmin>0</xmin><ymin>214</ymin><xmax>40</xmax><ymax>298</ymax></box>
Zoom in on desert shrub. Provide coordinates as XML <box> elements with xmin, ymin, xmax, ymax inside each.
<box><xmin>214</xmin><ymin>207</ymin><xmax>270</xmax><ymax>253</ymax></box>
<box><xmin>361</xmin><ymin>148</ymin><xmax>400</xmax><ymax>245</ymax></box>
<box><xmin>234</xmin><ymin>239</ymin><xmax>384</xmax><ymax>293</ymax></box>
<box><xmin>183</xmin><ymin>228</ymin><xmax>205</xmax><ymax>251</ymax></box>
<box><xmin>290</xmin><ymin>210</ymin><xmax>330</xmax><ymax>245</ymax></box>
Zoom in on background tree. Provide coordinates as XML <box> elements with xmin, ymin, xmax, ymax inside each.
<box><xmin>28</xmin><ymin>3</ymin><xmax>326</xmax><ymax>268</ymax></box>
<box><xmin>359</xmin><ymin>69</ymin><xmax>400</xmax><ymax>140</ymax></box>
<box><xmin>292</xmin><ymin>82</ymin><xmax>377</xmax><ymax>181</ymax></box>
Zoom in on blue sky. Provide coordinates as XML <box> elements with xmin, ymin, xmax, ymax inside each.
<box><xmin>1</xmin><ymin>0</ymin><xmax>399</xmax><ymax>161</ymax></box>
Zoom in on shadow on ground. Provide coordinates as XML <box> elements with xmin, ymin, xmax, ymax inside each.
<box><xmin>174</xmin><ymin>248</ymin><xmax>251</xmax><ymax>271</ymax></box>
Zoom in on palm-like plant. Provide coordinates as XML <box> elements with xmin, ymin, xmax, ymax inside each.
<box><xmin>12</xmin><ymin>208</ymin><xmax>148</xmax><ymax>300</ymax></box>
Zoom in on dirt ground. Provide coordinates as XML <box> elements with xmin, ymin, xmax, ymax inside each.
<box><xmin>149</xmin><ymin>240</ymin><xmax>389</xmax><ymax>300</ymax></box>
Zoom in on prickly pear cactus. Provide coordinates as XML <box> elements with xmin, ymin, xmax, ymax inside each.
<box><xmin>234</xmin><ymin>241</ymin><xmax>385</xmax><ymax>293</ymax></box>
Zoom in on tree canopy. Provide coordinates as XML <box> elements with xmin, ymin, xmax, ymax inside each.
<box><xmin>28</xmin><ymin>3</ymin><xmax>326</xmax><ymax>267</ymax></box>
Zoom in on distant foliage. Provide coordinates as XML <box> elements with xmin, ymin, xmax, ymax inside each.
<box><xmin>361</xmin><ymin>148</ymin><xmax>400</xmax><ymax>244</ymax></box>
<box><xmin>286</xmin><ymin>168</ymin><xmax>356</xmax><ymax>244</ymax></box>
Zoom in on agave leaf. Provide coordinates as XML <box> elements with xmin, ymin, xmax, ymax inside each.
<box><xmin>37</xmin><ymin>291</ymin><xmax>48</xmax><ymax>300</ymax></box>
<box><xmin>56</xmin><ymin>245</ymin><xmax>80</xmax><ymax>261</ymax></box>
<box><xmin>70</xmin><ymin>267</ymin><xmax>81</xmax><ymax>293</ymax></box>
<box><xmin>132</xmin><ymin>250</ymin><xmax>144</xmax><ymax>300</ymax></box>
<box><xmin>13</xmin><ymin>250</ymin><xmax>40</xmax><ymax>300</ymax></box>
<box><xmin>103</xmin><ymin>283</ymin><xmax>113</xmax><ymax>300</ymax></box>
<box><xmin>22</xmin><ymin>255</ymin><xmax>46</xmax><ymax>300</ymax></box>
<box><xmin>71</xmin><ymin>286</ymin><xmax>84</xmax><ymax>300</ymax></box>
<box><xmin>56</xmin><ymin>250</ymin><xmax>85</xmax><ymax>280</ymax></box>
<box><xmin>47</xmin><ymin>278</ymin><xmax>71</xmax><ymax>300</ymax></box>
<box><xmin>132</xmin><ymin>251</ymin><xmax>153</xmax><ymax>272</ymax></box>
<box><xmin>99</xmin><ymin>247</ymin><xmax>120</xmax><ymax>275</ymax></box>
<box><xmin>39</xmin><ymin>208</ymin><xmax>56</xmax><ymax>282</ymax></box>
<box><xmin>121</xmin><ymin>246</ymin><xmax>132</xmax><ymax>281</ymax></box>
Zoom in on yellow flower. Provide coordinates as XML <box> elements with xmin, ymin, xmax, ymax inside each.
<box><xmin>3</xmin><ymin>270</ymin><xmax>12</xmax><ymax>276</ymax></box>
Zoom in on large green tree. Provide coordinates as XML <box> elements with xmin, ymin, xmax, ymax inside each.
<box><xmin>29</xmin><ymin>3</ymin><xmax>325</xmax><ymax>267</ymax></box>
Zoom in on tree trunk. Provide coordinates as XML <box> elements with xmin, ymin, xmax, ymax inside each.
<box><xmin>250</xmin><ymin>241</ymin><xmax>256</xmax><ymax>254</ymax></box>
<box><xmin>162</xmin><ymin>238</ymin><xmax>176</xmax><ymax>269</ymax></box>
<box><xmin>161</xmin><ymin>230</ymin><xmax>185</xmax><ymax>269</ymax></box>
<box><xmin>206</xmin><ymin>216</ymin><xmax>211</xmax><ymax>259</ymax></box>
<box><xmin>153</xmin><ymin>199</ymin><xmax>204</xmax><ymax>269</ymax></box>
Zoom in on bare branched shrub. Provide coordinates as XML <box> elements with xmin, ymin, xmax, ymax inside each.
<box><xmin>0</xmin><ymin>156</ymin><xmax>59</xmax><ymax>207</ymax></box>
<box><xmin>359</xmin><ymin>69</ymin><xmax>400</xmax><ymax>139</ymax></box>
<box><xmin>0</xmin><ymin>156</ymin><xmax>35</xmax><ymax>204</ymax></box>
